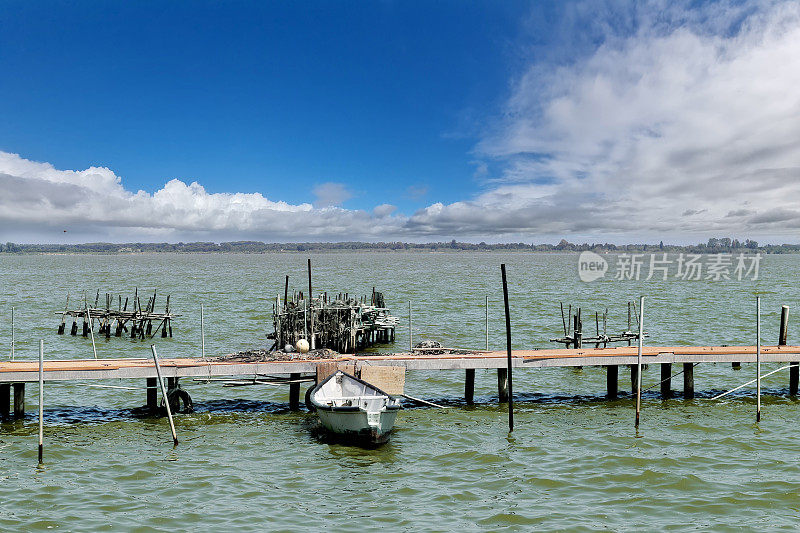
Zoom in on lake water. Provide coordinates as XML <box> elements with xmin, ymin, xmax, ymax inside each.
<box><xmin>0</xmin><ymin>252</ymin><xmax>799</xmax><ymax>530</ymax></box>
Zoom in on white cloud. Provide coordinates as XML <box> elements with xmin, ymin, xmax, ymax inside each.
<box><xmin>312</xmin><ymin>182</ymin><xmax>353</xmax><ymax>208</ymax></box>
<box><xmin>422</xmin><ymin>0</ymin><xmax>800</xmax><ymax>241</ymax></box>
<box><xmin>0</xmin><ymin>152</ymin><xmax>407</xmax><ymax>241</ymax></box>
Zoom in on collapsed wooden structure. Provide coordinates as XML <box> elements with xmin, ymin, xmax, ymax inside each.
<box><xmin>271</xmin><ymin>290</ymin><xmax>398</xmax><ymax>353</ymax></box>
<box><xmin>56</xmin><ymin>289</ymin><xmax>178</xmax><ymax>340</ymax></box>
<box><xmin>550</xmin><ymin>301</ymin><xmax>644</xmax><ymax>348</ymax></box>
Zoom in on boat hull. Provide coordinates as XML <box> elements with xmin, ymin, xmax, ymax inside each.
<box><xmin>316</xmin><ymin>407</ymin><xmax>398</xmax><ymax>444</ymax></box>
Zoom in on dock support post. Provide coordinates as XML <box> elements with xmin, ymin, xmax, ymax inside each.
<box><xmin>146</xmin><ymin>378</ymin><xmax>158</xmax><ymax>412</ymax></box>
<box><xmin>660</xmin><ymin>363</ymin><xmax>672</xmax><ymax>398</ymax></box>
<box><xmin>756</xmin><ymin>296</ymin><xmax>762</xmax><ymax>422</ymax></box>
<box><xmin>13</xmin><ymin>383</ymin><xmax>24</xmax><ymax>418</ymax></box>
<box><xmin>465</xmin><ymin>369</ymin><xmax>475</xmax><ymax>405</ymax></box>
<box><xmin>38</xmin><ymin>339</ymin><xmax>44</xmax><ymax>464</ymax></box>
<box><xmin>683</xmin><ymin>363</ymin><xmax>694</xmax><ymax>399</ymax></box>
<box><xmin>606</xmin><ymin>365</ymin><xmax>618</xmax><ymax>398</ymax></box>
<box><xmin>497</xmin><ymin>368</ymin><xmax>509</xmax><ymax>403</ymax></box>
<box><xmin>289</xmin><ymin>373</ymin><xmax>301</xmax><ymax>410</ymax></box>
<box><xmin>630</xmin><ymin>365</ymin><xmax>639</xmax><ymax>396</ymax></box>
<box><xmin>0</xmin><ymin>383</ymin><xmax>9</xmax><ymax>420</ymax></box>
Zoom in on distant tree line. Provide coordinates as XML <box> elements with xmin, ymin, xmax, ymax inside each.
<box><xmin>2</xmin><ymin>238</ymin><xmax>799</xmax><ymax>254</ymax></box>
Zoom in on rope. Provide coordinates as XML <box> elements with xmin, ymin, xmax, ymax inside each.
<box><xmin>711</xmin><ymin>364</ymin><xmax>793</xmax><ymax>400</ymax></box>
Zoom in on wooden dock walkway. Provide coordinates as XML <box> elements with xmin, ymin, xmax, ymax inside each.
<box><xmin>1</xmin><ymin>345</ymin><xmax>799</xmax><ymax>381</ymax></box>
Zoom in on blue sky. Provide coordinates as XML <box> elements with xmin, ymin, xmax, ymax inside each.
<box><xmin>1</xmin><ymin>0</ymin><xmax>799</xmax><ymax>243</ymax></box>
<box><xmin>1</xmin><ymin>1</ymin><xmax>528</xmax><ymax>211</ymax></box>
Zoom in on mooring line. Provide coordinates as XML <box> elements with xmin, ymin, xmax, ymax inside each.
<box><xmin>711</xmin><ymin>364</ymin><xmax>792</xmax><ymax>401</ymax></box>
<box><xmin>641</xmin><ymin>362</ymin><xmax>699</xmax><ymax>393</ymax></box>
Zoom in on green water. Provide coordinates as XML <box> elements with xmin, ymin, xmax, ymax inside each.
<box><xmin>1</xmin><ymin>252</ymin><xmax>799</xmax><ymax>530</ymax></box>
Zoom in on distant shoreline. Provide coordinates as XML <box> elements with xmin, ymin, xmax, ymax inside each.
<box><xmin>1</xmin><ymin>239</ymin><xmax>798</xmax><ymax>255</ymax></box>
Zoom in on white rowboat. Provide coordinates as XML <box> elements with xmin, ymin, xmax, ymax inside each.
<box><xmin>308</xmin><ymin>370</ymin><xmax>401</xmax><ymax>444</ymax></box>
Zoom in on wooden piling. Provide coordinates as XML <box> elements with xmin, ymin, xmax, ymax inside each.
<box><xmin>0</xmin><ymin>383</ymin><xmax>9</xmax><ymax>419</ymax></box>
<box><xmin>38</xmin><ymin>339</ymin><xmax>44</xmax><ymax>463</ymax></box>
<box><xmin>200</xmin><ymin>304</ymin><xmax>206</xmax><ymax>360</ymax></box>
<box><xmin>307</xmin><ymin>259</ymin><xmax>315</xmax><ymax>350</ymax></box>
<box><xmin>146</xmin><ymin>377</ymin><xmax>158</xmax><ymax>412</ymax></box>
<box><xmin>683</xmin><ymin>363</ymin><xmax>694</xmax><ymax>399</ymax></box>
<box><xmin>497</xmin><ymin>368</ymin><xmax>509</xmax><ymax>402</ymax></box>
<box><xmin>606</xmin><ymin>365</ymin><xmax>618</xmax><ymax>398</ymax></box>
<box><xmin>289</xmin><ymin>372</ymin><xmax>301</xmax><ymax>410</ymax></box>
<box><xmin>465</xmin><ymin>368</ymin><xmax>475</xmax><ymax>405</ymax></box>
<box><xmin>630</xmin><ymin>365</ymin><xmax>639</xmax><ymax>396</ymax></box>
<box><xmin>660</xmin><ymin>363</ymin><xmax>672</xmax><ymax>398</ymax></box>
<box><xmin>500</xmin><ymin>263</ymin><xmax>513</xmax><ymax>432</ymax></box>
<box><xmin>408</xmin><ymin>301</ymin><xmax>413</xmax><ymax>352</ymax></box>
<box><xmin>13</xmin><ymin>382</ymin><xmax>24</xmax><ymax>418</ymax></box>
<box><xmin>485</xmin><ymin>295</ymin><xmax>489</xmax><ymax>351</ymax></box>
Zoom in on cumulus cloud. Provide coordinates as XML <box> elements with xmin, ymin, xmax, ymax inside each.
<box><xmin>0</xmin><ymin>152</ymin><xmax>406</xmax><ymax>241</ymax></box>
<box><xmin>311</xmin><ymin>182</ymin><xmax>353</xmax><ymax>208</ymax></box>
<box><xmin>421</xmin><ymin>0</ymin><xmax>800</xmax><ymax>240</ymax></box>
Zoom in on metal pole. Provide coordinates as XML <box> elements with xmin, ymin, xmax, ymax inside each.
<box><xmin>10</xmin><ymin>307</ymin><xmax>14</xmax><ymax>360</ymax></box>
<box><xmin>307</xmin><ymin>258</ymin><xmax>315</xmax><ymax>350</ymax></box>
<box><xmin>501</xmin><ymin>264</ymin><xmax>513</xmax><ymax>432</ymax></box>
<box><xmin>86</xmin><ymin>302</ymin><xmax>98</xmax><ymax>360</ymax></box>
<box><xmin>757</xmin><ymin>296</ymin><xmax>761</xmax><ymax>422</ymax></box>
<box><xmin>150</xmin><ymin>345</ymin><xmax>178</xmax><ymax>445</ymax></box>
<box><xmin>38</xmin><ymin>339</ymin><xmax>44</xmax><ymax>464</ymax></box>
<box><xmin>485</xmin><ymin>295</ymin><xmax>489</xmax><ymax>351</ymax></box>
<box><xmin>635</xmin><ymin>296</ymin><xmax>644</xmax><ymax>428</ymax></box>
<box><xmin>200</xmin><ymin>304</ymin><xmax>205</xmax><ymax>360</ymax></box>
<box><xmin>408</xmin><ymin>301</ymin><xmax>413</xmax><ymax>352</ymax></box>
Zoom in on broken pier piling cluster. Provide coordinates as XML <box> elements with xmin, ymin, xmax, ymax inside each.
<box><xmin>272</xmin><ymin>290</ymin><xmax>398</xmax><ymax>353</ymax></box>
<box><xmin>56</xmin><ymin>289</ymin><xmax>178</xmax><ymax>340</ymax></box>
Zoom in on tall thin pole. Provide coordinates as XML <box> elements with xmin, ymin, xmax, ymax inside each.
<box><xmin>38</xmin><ymin>339</ymin><xmax>44</xmax><ymax>464</ymax></box>
<box><xmin>307</xmin><ymin>258</ymin><xmax>315</xmax><ymax>350</ymax></box>
<box><xmin>635</xmin><ymin>296</ymin><xmax>644</xmax><ymax>428</ymax></box>
<box><xmin>150</xmin><ymin>345</ymin><xmax>178</xmax><ymax>446</ymax></box>
<box><xmin>501</xmin><ymin>264</ymin><xmax>513</xmax><ymax>432</ymax></box>
<box><xmin>10</xmin><ymin>307</ymin><xmax>14</xmax><ymax>360</ymax></box>
<box><xmin>200</xmin><ymin>304</ymin><xmax>205</xmax><ymax>360</ymax></box>
<box><xmin>85</xmin><ymin>302</ymin><xmax>98</xmax><ymax>360</ymax></box>
<box><xmin>485</xmin><ymin>295</ymin><xmax>489</xmax><ymax>351</ymax></box>
<box><xmin>757</xmin><ymin>296</ymin><xmax>761</xmax><ymax>423</ymax></box>
<box><xmin>408</xmin><ymin>301</ymin><xmax>413</xmax><ymax>352</ymax></box>
<box><xmin>284</xmin><ymin>275</ymin><xmax>289</xmax><ymax>311</ymax></box>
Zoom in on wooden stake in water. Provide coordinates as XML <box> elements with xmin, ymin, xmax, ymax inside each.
<box><xmin>408</xmin><ymin>301</ymin><xmax>413</xmax><ymax>352</ymax></box>
<box><xmin>757</xmin><ymin>296</ymin><xmax>762</xmax><ymax>423</ymax></box>
<box><xmin>150</xmin><ymin>345</ymin><xmax>178</xmax><ymax>445</ymax></box>
<box><xmin>38</xmin><ymin>339</ymin><xmax>44</xmax><ymax>464</ymax></box>
<box><xmin>200</xmin><ymin>304</ymin><xmax>205</xmax><ymax>360</ymax></box>
<box><xmin>635</xmin><ymin>296</ymin><xmax>644</xmax><ymax>428</ymax></box>
<box><xmin>485</xmin><ymin>295</ymin><xmax>489</xmax><ymax>351</ymax></box>
<box><xmin>501</xmin><ymin>264</ymin><xmax>513</xmax><ymax>432</ymax></box>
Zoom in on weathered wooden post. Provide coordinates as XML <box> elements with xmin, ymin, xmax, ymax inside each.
<box><xmin>38</xmin><ymin>339</ymin><xmax>44</xmax><ymax>464</ymax></box>
<box><xmin>13</xmin><ymin>383</ymin><xmax>24</xmax><ymax>418</ymax></box>
<box><xmin>0</xmin><ymin>383</ymin><xmax>9</xmax><ymax>419</ymax></box>
<box><xmin>465</xmin><ymin>368</ymin><xmax>475</xmax><ymax>405</ymax></box>
<box><xmin>683</xmin><ymin>363</ymin><xmax>695</xmax><ymax>399</ymax></box>
<box><xmin>289</xmin><ymin>373</ymin><xmax>301</xmax><ymax>410</ymax></box>
<box><xmin>606</xmin><ymin>365</ymin><xmax>618</xmax><ymax>398</ymax></box>
<box><xmin>150</xmin><ymin>345</ymin><xmax>178</xmax><ymax>445</ymax></box>
<box><xmin>146</xmin><ymin>378</ymin><xmax>158</xmax><ymax>412</ymax></box>
<box><xmin>660</xmin><ymin>363</ymin><xmax>672</xmax><ymax>398</ymax></box>
<box><xmin>501</xmin><ymin>263</ymin><xmax>513</xmax><ymax>432</ymax></box>
<box><xmin>635</xmin><ymin>296</ymin><xmax>644</xmax><ymax>428</ymax></box>
<box><xmin>756</xmin><ymin>296</ymin><xmax>762</xmax><ymax>422</ymax></box>
<box><xmin>781</xmin><ymin>306</ymin><xmax>794</xmax><ymax>394</ymax></box>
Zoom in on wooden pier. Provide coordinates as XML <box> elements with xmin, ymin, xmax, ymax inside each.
<box><xmin>2</xmin><ymin>345</ymin><xmax>800</xmax><ymax>420</ymax></box>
